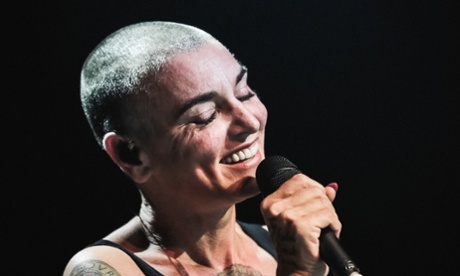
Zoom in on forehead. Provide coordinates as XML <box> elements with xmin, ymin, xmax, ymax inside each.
<box><xmin>157</xmin><ymin>43</ymin><xmax>241</xmax><ymax>98</ymax></box>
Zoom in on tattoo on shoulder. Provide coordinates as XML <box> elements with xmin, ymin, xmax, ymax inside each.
<box><xmin>70</xmin><ymin>259</ymin><xmax>121</xmax><ymax>276</ymax></box>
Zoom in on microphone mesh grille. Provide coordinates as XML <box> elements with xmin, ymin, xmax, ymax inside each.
<box><xmin>256</xmin><ymin>156</ymin><xmax>301</xmax><ymax>197</ymax></box>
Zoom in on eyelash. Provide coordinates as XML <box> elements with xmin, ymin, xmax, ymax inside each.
<box><xmin>201</xmin><ymin>111</ymin><xmax>218</xmax><ymax>125</ymax></box>
<box><xmin>238</xmin><ymin>91</ymin><xmax>256</xmax><ymax>102</ymax></box>
<box><xmin>192</xmin><ymin>111</ymin><xmax>217</xmax><ymax>125</ymax></box>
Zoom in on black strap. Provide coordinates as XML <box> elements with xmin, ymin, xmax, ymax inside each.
<box><xmin>238</xmin><ymin>220</ymin><xmax>278</xmax><ymax>260</ymax></box>
<box><xmin>90</xmin><ymin>240</ymin><xmax>163</xmax><ymax>276</ymax></box>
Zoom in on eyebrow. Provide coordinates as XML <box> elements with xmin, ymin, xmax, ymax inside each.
<box><xmin>176</xmin><ymin>65</ymin><xmax>248</xmax><ymax>118</ymax></box>
<box><xmin>236</xmin><ymin>64</ymin><xmax>248</xmax><ymax>85</ymax></box>
<box><xmin>177</xmin><ymin>91</ymin><xmax>218</xmax><ymax>118</ymax></box>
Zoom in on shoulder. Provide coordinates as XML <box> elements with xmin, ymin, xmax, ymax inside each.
<box><xmin>63</xmin><ymin>243</ymin><xmax>145</xmax><ymax>276</ymax></box>
<box><xmin>63</xmin><ymin>217</ymin><xmax>149</xmax><ymax>276</ymax></box>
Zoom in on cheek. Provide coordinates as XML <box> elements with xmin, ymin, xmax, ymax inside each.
<box><xmin>171</xmin><ymin>126</ymin><xmax>225</xmax><ymax>163</ymax></box>
<box><xmin>197</xmin><ymin>124</ymin><xmax>229</xmax><ymax>157</ymax></box>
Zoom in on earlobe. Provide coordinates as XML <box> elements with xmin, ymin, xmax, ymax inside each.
<box><xmin>102</xmin><ymin>132</ymin><xmax>152</xmax><ymax>184</ymax></box>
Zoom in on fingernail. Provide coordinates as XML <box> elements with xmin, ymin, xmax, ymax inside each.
<box><xmin>327</xmin><ymin>182</ymin><xmax>338</xmax><ymax>191</ymax></box>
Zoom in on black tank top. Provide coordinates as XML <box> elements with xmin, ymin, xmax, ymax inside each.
<box><xmin>88</xmin><ymin>221</ymin><xmax>277</xmax><ymax>276</ymax></box>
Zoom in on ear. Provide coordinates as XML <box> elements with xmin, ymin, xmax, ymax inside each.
<box><xmin>102</xmin><ymin>132</ymin><xmax>152</xmax><ymax>184</ymax></box>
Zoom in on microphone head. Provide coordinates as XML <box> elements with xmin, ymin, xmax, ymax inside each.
<box><xmin>256</xmin><ymin>155</ymin><xmax>302</xmax><ymax>197</ymax></box>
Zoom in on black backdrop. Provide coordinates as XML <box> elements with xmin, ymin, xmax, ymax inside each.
<box><xmin>7</xmin><ymin>1</ymin><xmax>459</xmax><ymax>275</ymax></box>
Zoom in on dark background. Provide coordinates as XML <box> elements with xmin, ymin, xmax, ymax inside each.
<box><xmin>7</xmin><ymin>1</ymin><xmax>458</xmax><ymax>275</ymax></box>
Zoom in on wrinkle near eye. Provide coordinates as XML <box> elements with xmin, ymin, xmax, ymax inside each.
<box><xmin>171</xmin><ymin>126</ymin><xmax>195</xmax><ymax>159</ymax></box>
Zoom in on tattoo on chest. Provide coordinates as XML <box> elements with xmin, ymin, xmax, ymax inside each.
<box><xmin>70</xmin><ymin>259</ymin><xmax>121</xmax><ymax>276</ymax></box>
<box><xmin>217</xmin><ymin>264</ymin><xmax>263</xmax><ymax>276</ymax></box>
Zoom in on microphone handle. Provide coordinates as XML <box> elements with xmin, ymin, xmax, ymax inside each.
<box><xmin>320</xmin><ymin>227</ymin><xmax>362</xmax><ymax>275</ymax></box>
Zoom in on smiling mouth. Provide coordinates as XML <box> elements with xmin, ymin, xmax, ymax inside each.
<box><xmin>221</xmin><ymin>144</ymin><xmax>258</xmax><ymax>164</ymax></box>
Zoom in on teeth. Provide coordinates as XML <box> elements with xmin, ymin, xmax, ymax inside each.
<box><xmin>223</xmin><ymin>144</ymin><xmax>258</xmax><ymax>164</ymax></box>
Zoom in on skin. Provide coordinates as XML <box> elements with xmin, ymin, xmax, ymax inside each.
<box><xmin>63</xmin><ymin>41</ymin><xmax>341</xmax><ymax>276</ymax></box>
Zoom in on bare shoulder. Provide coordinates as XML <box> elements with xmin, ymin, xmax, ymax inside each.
<box><xmin>63</xmin><ymin>244</ymin><xmax>145</xmax><ymax>276</ymax></box>
<box><xmin>63</xmin><ymin>217</ymin><xmax>149</xmax><ymax>276</ymax></box>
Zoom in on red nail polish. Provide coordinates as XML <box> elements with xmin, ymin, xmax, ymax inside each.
<box><xmin>327</xmin><ymin>182</ymin><xmax>338</xmax><ymax>191</ymax></box>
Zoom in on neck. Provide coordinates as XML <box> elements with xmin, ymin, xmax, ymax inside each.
<box><xmin>139</xmin><ymin>195</ymin><xmax>245</xmax><ymax>269</ymax></box>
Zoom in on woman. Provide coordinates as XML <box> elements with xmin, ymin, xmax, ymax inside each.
<box><xmin>63</xmin><ymin>21</ymin><xmax>340</xmax><ymax>276</ymax></box>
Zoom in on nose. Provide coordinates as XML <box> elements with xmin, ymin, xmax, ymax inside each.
<box><xmin>227</xmin><ymin>102</ymin><xmax>260</xmax><ymax>142</ymax></box>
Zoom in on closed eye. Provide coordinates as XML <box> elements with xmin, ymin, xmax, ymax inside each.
<box><xmin>194</xmin><ymin>111</ymin><xmax>218</xmax><ymax>125</ymax></box>
<box><xmin>237</xmin><ymin>92</ymin><xmax>256</xmax><ymax>102</ymax></box>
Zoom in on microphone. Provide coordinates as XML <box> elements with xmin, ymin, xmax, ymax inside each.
<box><xmin>256</xmin><ymin>155</ymin><xmax>362</xmax><ymax>276</ymax></box>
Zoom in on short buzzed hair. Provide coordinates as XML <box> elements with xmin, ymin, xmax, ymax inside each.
<box><xmin>81</xmin><ymin>21</ymin><xmax>218</xmax><ymax>147</ymax></box>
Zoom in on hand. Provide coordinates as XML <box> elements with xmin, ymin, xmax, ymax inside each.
<box><xmin>260</xmin><ymin>174</ymin><xmax>341</xmax><ymax>276</ymax></box>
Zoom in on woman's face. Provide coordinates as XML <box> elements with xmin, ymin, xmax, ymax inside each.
<box><xmin>146</xmin><ymin>42</ymin><xmax>268</xmax><ymax>211</ymax></box>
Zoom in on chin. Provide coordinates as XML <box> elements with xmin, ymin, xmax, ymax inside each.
<box><xmin>237</xmin><ymin>177</ymin><xmax>260</xmax><ymax>199</ymax></box>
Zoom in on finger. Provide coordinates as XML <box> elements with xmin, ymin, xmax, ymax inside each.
<box><xmin>325</xmin><ymin>182</ymin><xmax>338</xmax><ymax>202</ymax></box>
<box><xmin>273</xmin><ymin>174</ymin><xmax>323</xmax><ymax>197</ymax></box>
<box><xmin>262</xmin><ymin>183</ymin><xmax>328</xmax><ymax>218</ymax></box>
